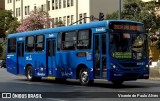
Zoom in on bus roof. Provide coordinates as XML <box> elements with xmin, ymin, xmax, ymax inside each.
<box><xmin>8</xmin><ymin>20</ymin><xmax>143</xmax><ymax>38</ymax></box>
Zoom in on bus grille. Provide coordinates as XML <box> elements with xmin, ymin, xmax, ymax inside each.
<box><xmin>120</xmin><ymin>62</ymin><xmax>141</xmax><ymax>71</ymax></box>
<box><xmin>120</xmin><ymin>63</ymin><xmax>137</xmax><ymax>67</ymax></box>
<box><xmin>125</xmin><ymin>73</ymin><xmax>138</xmax><ymax>77</ymax></box>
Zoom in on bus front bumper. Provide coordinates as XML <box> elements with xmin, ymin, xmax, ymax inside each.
<box><xmin>108</xmin><ymin>69</ymin><xmax>149</xmax><ymax>81</ymax></box>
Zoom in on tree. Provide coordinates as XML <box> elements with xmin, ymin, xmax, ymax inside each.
<box><xmin>7</xmin><ymin>19</ymin><xmax>20</xmax><ymax>34</ymax></box>
<box><xmin>0</xmin><ymin>10</ymin><xmax>18</xmax><ymax>38</ymax></box>
<box><xmin>106</xmin><ymin>0</ymin><xmax>160</xmax><ymax>33</ymax></box>
<box><xmin>106</xmin><ymin>11</ymin><xmax>119</xmax><ymax>20</ymax></box>
<box><xmin>54</xmin><ymin>20</ymin><xmax>65</xmax><ymax>27</ymax></box>
<box><xmin>16</xmin><ymin>9</ymin><xmax>52</xmax><ymax>32</ymax></box>
<box><xmin>0</xmin><ymin>10</ymin><xmax>19</xmax><ymax>59</ymax></box>
<box><xmin>0</xmin><ymin>44</ymin><xmax>3</xmax><ymax>57</ymax></box>
<box><xmin>0</xmin><ymin>43</ymin><xmax>6</xmax><ymax>59</ymax></box>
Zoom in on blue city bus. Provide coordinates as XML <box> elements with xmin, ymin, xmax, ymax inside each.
<box><xmin>6</xmin><ymin>20</ymin><xmax>149</xmax><ymax>86</ymax></box>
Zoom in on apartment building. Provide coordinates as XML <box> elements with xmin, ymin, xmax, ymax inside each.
<box><xmin>5</xmin><ymin>0</ymin><xmax>123</xmax><ymax>26</ymax></box>
<box><xmin>0</xmin><ymin>0</ymin><xmax>5</xmax><ymax>10</ymax></box>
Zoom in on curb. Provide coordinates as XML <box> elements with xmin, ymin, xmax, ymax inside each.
<box><xmin>149</xmin><ymin>77</ymin><xmax>160</xmax><ymax>80</ymax></box>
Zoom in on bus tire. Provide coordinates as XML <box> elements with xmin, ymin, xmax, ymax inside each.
<box><xmin>79</xmin><ymin>68</ymin><xmax>94</xmax><ymax>86</ymax></box>
<box><xmin>26</xmin><ymin>66</ymin><xmax>34</xmax><ymax>81</ymax></box>
<box><xmin>112</xmin><ymin>80</ymin><xmax>123</xmax><ymax>85</ymax></box>
<box><xmin>26</xmin><ymin>66</ymin><xmax>41</xmax><ymax>81</ymax></box>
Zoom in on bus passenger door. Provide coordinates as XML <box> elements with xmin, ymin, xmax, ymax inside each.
<box><xmin>17</xmin><ymin>42</ymin><xmax>24</xmax><ymax>74</ymax></box>
<box><xmin>94</xmin><ymin>34</ymin><xmax>107</xmax><ymax>79</ymax></box>
<box><xmin>47</xmin><ymin>39</ymin><xmax>56</xmax><ymax>76</ymax></box>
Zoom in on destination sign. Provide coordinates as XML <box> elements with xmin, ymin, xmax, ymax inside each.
<box><xmin>113</xmin><ymin>25</ymin><xmax>140</xmax><ymax>31</ymax></box>
<box><xmin>113</xmin><ymin>52</ymin><xmax>132</xmax><ymax>59</ymax></box>
<box><xmin>109</xmin><ymin>22</ymin><xmax>144</xmax><ymax>32</ymax></box>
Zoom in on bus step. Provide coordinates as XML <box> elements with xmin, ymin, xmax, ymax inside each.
<box><xmin>103</xmin><ymin>72</ymin><xmax>107</xmax><ymax>77</ymax></box>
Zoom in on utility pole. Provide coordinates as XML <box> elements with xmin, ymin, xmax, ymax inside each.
<box><xmin>76</xmin><ymin>0</ymin><xmax>78</xmax><ymax>24</ymax></box>
<box><xmin>46</xmin><ymin>0</ymin><xmax>49</xmax><ymax>13</ymax></box>
<box><xmin>46</xmin><ymin>0</ymin><xmax>50</xmax><ymax>28</ymax></box>
<box><xmin>119</xmin><ymin>0</ymin><xmax>121</xmax><ymax>20</ymax></box>
<box><xmin>21</xmin><ymin>0</ymin><xmax>23</xmax><ymax>20</ymax></box>
<box><xmin>13</xmin><ymin>0</ymin><xmax>15</xmax><ymax>17</ymax></box>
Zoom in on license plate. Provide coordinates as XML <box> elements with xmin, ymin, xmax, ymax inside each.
<box><xmin>47</xmin><ymin>76</ymin><xmax>55</xmax><ymax>80</ymax></box>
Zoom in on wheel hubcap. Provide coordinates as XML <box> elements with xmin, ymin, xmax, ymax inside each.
<box><xmin>81</xmin><ymin>71</ymin><xmax>88</xmax><ymax>83</ymax></box>
<box><xmin>27</xmin><ymin>69</ymin><xmax>32</xmax><ymax>80</ymax></box>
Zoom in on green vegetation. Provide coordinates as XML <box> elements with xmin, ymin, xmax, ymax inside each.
<box><xmin>0</xmin><ymin>10</ymin><xmax>19</xmax><ymax>37</ymax></box>
<box><xmin>0</xmin><ymin>10</ymin><xmax>19</xmax><ymax>59</ymax></box>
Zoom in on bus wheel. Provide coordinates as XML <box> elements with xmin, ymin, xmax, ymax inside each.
<box><xmin>26</xmin><ymin>66</ymin><xmax>34</xmax><ymax>81</ymax></box>
<box><xmin>112</xmin><ymin>80</ymin><xmax>123</xmax><ymax>85</ymax></box>
<box><xmin>79</xmin><ymin>68</ymin><xmax>94</xmax><ymax>86</ymax></box>
<box><xmin>26</xmin><ymin>66</ymin><xmax>41</xmax><ymax>81</ymax></box>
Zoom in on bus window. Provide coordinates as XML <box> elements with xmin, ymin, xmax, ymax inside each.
<box><xmin>132</xmin><ymin>34</ymin><xmax>147</xmax><ymax>59</ymax></box>
<box><xmin>77</xmin><ymin>30</ymin><xmax>91</xmax><ymax>49</ymax></box>
<box><xmin>57</xmin><ymin>33</ymin><xmax>61</xmax><ymax>51</ymax></box>
<box><xmin>35</xmin><ymin>35</ymin><xmax>44</xmax><ymax>52</ymax></box>
<box><xmin>62</xmin><ymin>31</ymin><xmax>76</xmax><ymax>50</ymax></box>
<box><xmin>110</xmin><ymin>33</ymin><xmax>131</xmax><ymax>52</ymax></box>
<box><xmin>8</xmin><ymin>38</ymin><xmax>16</xmax><ymax>53</ymax></box>
<box><xmin>102</xmin><ymin>35</ymin><xmax>106</xmax><ymax>54</ymax></box>
<box><xmin>26</xmin><ymin>36</ymin><xmax>35</xmax><ymax>52</ymax></box>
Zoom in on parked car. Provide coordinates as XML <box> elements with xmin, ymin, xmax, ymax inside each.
<box><xmin>0</xmin><ymin>60</ymin><xmax>6</xmax><ymax>68</ymax></box>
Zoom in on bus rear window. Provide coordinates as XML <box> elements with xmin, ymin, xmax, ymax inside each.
<box><xmin>8</xmin><ymin>38</ymin><xmax>16</xmax><ymax>53</ymax></box>
<box><xmin>77</xmin><ymin>30</ymin><xmax>91</xmax><ymax>50</ymax></box>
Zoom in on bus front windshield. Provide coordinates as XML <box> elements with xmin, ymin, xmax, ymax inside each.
<box><xmin>110</xmin><ymin>32</ymin><xmax>148</xmax><ymax>60</ymax></box>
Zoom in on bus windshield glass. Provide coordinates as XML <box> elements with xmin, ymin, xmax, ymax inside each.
<box><xmin>110</xmin><ymin>32</ymin><xmax>148</xmax><ymax>60</ymax></box>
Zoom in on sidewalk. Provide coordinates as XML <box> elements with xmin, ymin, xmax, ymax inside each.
<box><xmin>149</xmin><ymin>77</ymin><xmax>160</xmax><ymax>80</ymax></box>
<box><xmin>149</xmin><ymin>67</ymin><xmax>160</xmax><ymax>80</ymax></box>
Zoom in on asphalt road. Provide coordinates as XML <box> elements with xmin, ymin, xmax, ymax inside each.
<box><xmin>0</xmin><ymin>68</ymin><xmax>160</xmax><ymax>101</ymax></box>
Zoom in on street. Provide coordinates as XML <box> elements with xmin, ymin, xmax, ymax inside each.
<box><xmin>0</xmin><ymin>68</ymin><xmax>160</xmax><ymax>101</ymax></box>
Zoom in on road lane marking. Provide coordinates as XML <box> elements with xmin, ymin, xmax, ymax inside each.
<box><xmin>46</xmin><ymin>98</ymin><xmax>66</xmax><ymax>101</ymax></box>
<box><xmin>118</xmin><ymin>91</ymin><xmax>127</xmax><ymax>92</ymax></box>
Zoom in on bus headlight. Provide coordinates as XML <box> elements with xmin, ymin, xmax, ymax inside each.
<box><xmin>110</xmin><ymin>63</ymin><xmax>121</xmax><ymax>71</ymax></box>
<box><xmin>40</xmin><ymin>67</ymin><xmax>44</xmax><ymax>71</ymax></box>
<box><xmin>146</xmin><ymin>65</ymin><xmax>149</xmax><ymax>68</ymax></box>
<box><xmin>144</xmin><ymin>65</ymin><xmax>149</xmax><ymax>71</ymax></box>
<box><xmin>113</xmin><ymin>65</ymin><xmax>116</xmax><ymax>69</ymax></box>
<box><xmin>111</xmin><ymin>63</ymin><xmax>119</xmax><ymax>70</ymax></box>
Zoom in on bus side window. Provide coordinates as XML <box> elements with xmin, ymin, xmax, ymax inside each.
<box><xmin>57</xmin><ymin>33</ymin><xmax>61</xmax><ymax>51</ymax></box>
<box><xmin>61</xmin><ymin>42</ymin><xmax>64</xmax><ymax>50</ymax></box>
<box><xmin>26</xmin><ymin>36</ymin><xmax>35</xmax><ymax>52</ymax></box>
<box><xmin>62</xmin><ymin>31</ymin><xmax>77</xmax><ymax>50</ymax></box>
<box><xmin>8</xmin><ymin>38</ymin><xmax>16</xmax><ymax>53</ymax></box>
<box><xmin>35</xmin><ymin>35</ymin><xmax>44</xmax><ymax>52</ymax></box>
<box><xmin>77</xmin><ymin>29</ymin><xmax>91</xmax><ymax>50</ymax></box>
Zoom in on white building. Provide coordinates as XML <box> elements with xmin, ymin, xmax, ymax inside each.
<box><xmin>5</xmin><ymin>0</ymin><xmax>123</xmax><ymax>26</ymax></box>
